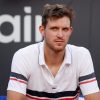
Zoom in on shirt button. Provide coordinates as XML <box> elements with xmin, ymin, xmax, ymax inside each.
<box><xmin>52</xmin><ymin>85</ymin><xmax>57</xmax><ymax>89</ymax></box>
<box><xmin>52</xmin><ymin>87</ymin><xmax>56</xmax><ymax>89</ymax></box>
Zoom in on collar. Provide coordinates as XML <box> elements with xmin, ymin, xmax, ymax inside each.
<box><xmin>64</xmin><ymin>45</ymin><xmax>72</xmax><ymax>65</ymax></box>
<box><xmin>38</xmin><ymin>42</ymin><xmax>72</xmax><ymax>66</ymax></box>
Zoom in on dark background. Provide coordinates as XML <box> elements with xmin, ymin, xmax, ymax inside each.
<box><xmin>0</xmin><ymin>0</ymin><xmax>100</xmax><ymax>95</ymax></box>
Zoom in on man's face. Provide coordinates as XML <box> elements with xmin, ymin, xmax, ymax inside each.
<box><xmin>40</xmin><ymin>16</ymin><xmax>73</xmax><ymax>52</ymax></box>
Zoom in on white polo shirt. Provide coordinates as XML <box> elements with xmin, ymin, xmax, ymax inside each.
<box><xmin>7</xmin><ymin>41</ymin><xmax>99</xmax><ymax>100</ymax></box>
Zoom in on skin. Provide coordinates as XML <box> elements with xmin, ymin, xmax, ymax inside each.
<box><xmin>39</xmin><ymin>16</ymin><xmax>72</xmax><ymax>76</ymax></box>
<box><xmin>7</xmin><ymin>91</ymin><xmax>25</xmax><ymax>100</ymax></box>
<box><xmin>7</xmin><ymin>16</ymin><xmax>100</xmax><ymax>100</ymax></box>
<box><xmin>84</xmin><ymin>92</ymin><xmax>100</xmax><ymax>100</ymax></box>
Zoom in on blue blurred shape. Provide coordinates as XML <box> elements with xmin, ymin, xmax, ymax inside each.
<box><xmin>0</xmin><ymin>96</ymin><xmax>6</xmax><ymax>100</ymax></box>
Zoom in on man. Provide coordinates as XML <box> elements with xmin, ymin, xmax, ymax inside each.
<box><xmin>7</xmin><ymin>4</ymin><xmax>100</xmax><ymax>100</ymax></box>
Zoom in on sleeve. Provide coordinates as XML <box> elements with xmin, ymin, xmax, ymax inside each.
<box><xmin>7</xmin><ymin>49</ymin><xmax>30</xmax><ymax>95</ymax></box>
<box><xmin>78</xmin><ymin>47</ymin><xmax>100</xmax><ymax>96</ymax></box>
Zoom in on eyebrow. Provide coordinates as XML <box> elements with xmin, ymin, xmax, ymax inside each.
<box><xmin>50</xmin><ymin>26</ymin><xmax>70</xmax><ymax>29</ymax></box>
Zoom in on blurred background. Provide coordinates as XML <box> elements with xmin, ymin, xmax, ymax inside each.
<box><xmin>0</xmin><ymin>0</ymin><xmax>100</xmax><ymax>98</ymax></box>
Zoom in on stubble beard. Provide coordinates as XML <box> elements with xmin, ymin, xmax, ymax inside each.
<box><xmin>45</xmin><ymin>40</ymin><xmax>67</xmax><ymax>53</ymax></box>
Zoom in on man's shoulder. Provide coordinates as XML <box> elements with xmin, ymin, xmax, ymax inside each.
<box><xmin>67</xmin><ymin>44</ymin><xmax>90</xmax><ymax>55</ymax></box>
<box><xmin>14</xmin><ymin>42</ymin><xmax>42</xmax><ymax>57</ymax></box>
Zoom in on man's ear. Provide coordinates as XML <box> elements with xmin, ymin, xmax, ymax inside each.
<box><xmin>70</xmin><ymin>26</ymin><xmax>73</xmax><ymax>33</ymax></box>
<box><xmin>69</xmin><ymin>26</ymin><xmax>73</xmax><ymax>35</ymax></box>
<box><xmin>39</xmin><ymin>25</ymin><xmax>45</xmax><ymax>37</ymax></box>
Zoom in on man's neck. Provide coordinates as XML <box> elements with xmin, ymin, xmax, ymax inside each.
<box><xmin>44</xmin><ymin>45</ymin><xmax>65</xmax><ymax>77</ymax></box>
<box><xmin>44</xmin><ymin>46</ymin><xmax>65</xmax><ymax>67</ymax></box>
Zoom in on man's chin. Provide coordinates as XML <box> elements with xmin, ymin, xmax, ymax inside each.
<box><xmin>53</xmin><ymin>46</ymin><xmax>65</xmax><ymax>52</ymax></box>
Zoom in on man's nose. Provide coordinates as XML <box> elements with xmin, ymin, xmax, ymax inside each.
<box><xmin>57</xmin><ymin>30</ymin><xmax>63</xmax><ymax>38</ymax></box>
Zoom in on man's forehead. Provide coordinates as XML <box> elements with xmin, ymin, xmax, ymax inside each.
<box><xmin>46</xmin><ymin>17</ymin><xmax>70</xmax><ymax>27</ymax></box>
<box><xmin>47</xmin><ymin>16</ymin><xmax>70</xmax><ymax>21</ymax></box>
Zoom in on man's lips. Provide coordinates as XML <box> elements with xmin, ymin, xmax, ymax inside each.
<box><xmin>55</xmin><ymin>40</ymin><xmax>64</xmax><ymax>42</ymax></box>
<box><xmin>54</xmin><ymin>40</ymin><xmax>65</xmax><ymax>45</ymax></box>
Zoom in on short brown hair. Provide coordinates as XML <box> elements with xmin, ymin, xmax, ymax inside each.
<box><xmin>42</xmin><ymin>4</ymin><xmax>75</xmax><ymax>27</ymax></box>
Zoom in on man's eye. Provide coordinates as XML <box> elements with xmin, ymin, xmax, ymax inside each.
<box><xmin>63</xmin><ymin>28</ymin><xmax>70</xmax><ymax>31</ymax></box>
<box><xmin>53</xmin><ymin>28</ymin><xmax>57</xmax><ymax>31</ymax></box>
<box><xmin>51</xmin><ymin>27</ymin><xmax>58</xmax><ymax>31</ymax></box>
